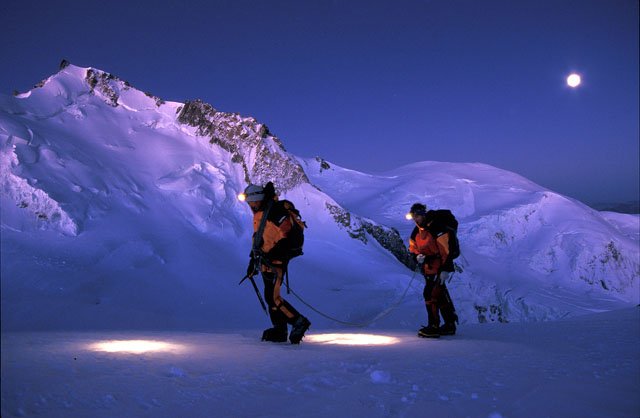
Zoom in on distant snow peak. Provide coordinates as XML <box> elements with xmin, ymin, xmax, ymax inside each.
<box><xmin>176</xmin><ymin>99</ymin><xmax>309</xmax><ymax>193</ymax></box>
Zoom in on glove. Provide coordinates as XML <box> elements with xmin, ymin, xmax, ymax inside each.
<box><xmin>438</xmin><ymin>271</ymin><xmax>451</xmax><ymax>284</ymax></box>
<box><xmin>416</xmin><ymin>254</ymin><xmax>426</xmax><ymax>265</ymax></box>
<box><xmin>246</xmin><ymin>257</ymin><xmax>256</xmax><ymax>277</ymax></box>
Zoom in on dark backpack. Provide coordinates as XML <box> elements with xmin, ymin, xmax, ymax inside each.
<box><xmin>277</xmin><ymin>199</ymin><xmax>306</xmax><ymax>294</ymax></box>
<box><xmin>427</xmin><ymin>209</ymin><xmax>460</xmax><ymax>272</ymax></box>
<box><xmin>278</xmin><ymin>199</ymin><xmax>306</xmax><ymax>260</ymax></box>
<box><xmin>255</xmin><ymin>182</ymin><xmax>306</xmax><ymax>261</ymax></box>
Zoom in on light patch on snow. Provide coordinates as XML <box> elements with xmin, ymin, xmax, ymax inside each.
<box><xmin>89</xmin><ymin>339</ymin><xmax>187</xmax><ymax>354</ymax></box>
<box><xmin>306</xmin><ymin>333</ymin><xmax>401</xmax><ymax>346</ymax></box>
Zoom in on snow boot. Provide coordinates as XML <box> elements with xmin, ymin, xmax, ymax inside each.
<box><xmin>289</xmin><ymin>316</ymin><xmax>311</xmax><ymax>344</ymax></box>
<box><xmin>438</xmin><ymin>322</ymin><xmax>456</xmax><ymax>336</ymax></box>
<box><xmin>418</xmin><ymin>325</ymin><xmax>440</xmax><ymax>338</ymax></box>
<box><xmin>262</xmin><ymin>327</ymin><xmax>288</xmax><ymax>343</ymax></box>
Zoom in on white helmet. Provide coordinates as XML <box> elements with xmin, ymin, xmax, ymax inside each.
<box><xmin>242</xmin><ymin>184</ymin><xmax>265</xmax><ymax>202</ymax></box>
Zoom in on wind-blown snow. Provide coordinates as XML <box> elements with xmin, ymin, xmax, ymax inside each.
<box><xmin>1</xmin><ymin>64</ymin><xmax>638</xmax><ymax>417</ymax></box>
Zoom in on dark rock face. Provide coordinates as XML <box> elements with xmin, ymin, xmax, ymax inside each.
<box><xmin>361</xmin><ymin>220</ymin><xmax>414</xmax><ymax>268</ymax></box>
<box><xmin>315</xmin><ymin>157</ymin><xmax>331</xmax><ymax>172</ymax></box>
<box><xmin>83</xmin><ymin>68</ymin><xmax>165</xmax><ymax>108</ymax></box>
<box><xmin>474</xmin><ymin>304</ymin><xmax>508</xmax><ymax>323</ymax></box>
<box><xmin>325</xmin><ymin>202</ymin><xmax>413</xmax><ymax>269</ymax></box>
<box><xmin>86</xmin><ymin>69</ymin><xmax>119</xmax><ymax>107</ymax></box>
<box><xmin>177</xmin><ymin>99</ymin><xmax>309</xmax><ymax>193</ymax></box>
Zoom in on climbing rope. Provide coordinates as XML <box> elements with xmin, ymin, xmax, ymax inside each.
<box><xmin>287</xmin><ymin>267</ymin><xmax>422</xmax><ymax>327</ymax></box>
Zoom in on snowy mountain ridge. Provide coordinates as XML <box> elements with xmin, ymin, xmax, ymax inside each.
<box><xmin>0</xmin><ymin>64</ymin><xmax>638</xmax><ymax>332</ymax></box>
<box><xmin>303</xmin><ymin>157</ymin><xmax>638</xmax><ymax>300</ymax></box>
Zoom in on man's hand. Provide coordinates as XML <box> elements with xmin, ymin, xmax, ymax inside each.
<box><xmin>416</xmin><ymin>254</ymin><xmax>426</xmax><ymax>265</ymax></box>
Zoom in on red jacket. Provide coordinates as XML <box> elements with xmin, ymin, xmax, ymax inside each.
<box><xmin>409</xmin><ymin>226</ymin><xmax>450</xmax><ymax>275</ymax></box>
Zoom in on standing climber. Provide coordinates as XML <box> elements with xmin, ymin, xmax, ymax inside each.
<box><xmin>239</xmin><ymin>182</ymin><xmax>311</xmax><ymax>344</ymax></box>
<box><xmin>408</xmin><ymin>203</ymin><xmax>459</xmax><ymax>338</ymax></box>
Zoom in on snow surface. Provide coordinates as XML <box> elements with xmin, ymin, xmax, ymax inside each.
<box><xmin>2</xmin><ymin>308</ymin><xmax>638</xmax><ymax>417</ymax></box>
<box><xmin>1</xmin><ymin>64</ymin><xmax>639</xmax><ymax>417</ymax></box>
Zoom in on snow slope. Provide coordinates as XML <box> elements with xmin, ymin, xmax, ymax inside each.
<box><xmin>302</xmin><ymin>157</ymin><xmax>639</xmax><ymax>320</ymax></box>
<box><xmin>0</xmin><ymin>65</ymin><xmax>412</xmax><ymax>333</ymax></box>
<box><xmin>1</xmin><ymin>64</ymin><xmax>638</xmax><ymax>334</ymax></box>
<box><xmin>0</xmin><ymin>64</ymin><xmax>638</xmax><ymax>329</ymax></box>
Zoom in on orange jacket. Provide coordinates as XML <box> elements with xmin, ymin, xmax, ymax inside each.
<box><xmin>252</xmin><ymin>202</ymin><xmax>292</xmax><ymax>264</ymax></box>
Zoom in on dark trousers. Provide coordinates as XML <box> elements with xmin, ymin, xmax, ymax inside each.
<box><xmin>262</xmin><ymin>270</ymin><xmax>301</xmax><ymax>330</ymax></box>
<box><xmin>423</xmin><ymin>275</ymin><xmax>458</xmax><ymax>327</ymax></box>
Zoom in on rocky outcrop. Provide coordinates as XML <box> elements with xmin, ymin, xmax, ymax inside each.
<box><xmin>474</xmin><ymin>304</ymin><xmax>508</xmax><ymax>323</ymax></box>
<box><xmin>84</xmin><ymin>67</ymin><xmax>165</xmax><ymax>108</ymax></box>
<box><xmin>325</xmin><ymin>202</ymin><xmax>413</xmax><ymax>269</ymax></box>
<box><xmin>86</xmin><ymin>69</ymin><xmax>120</xmax><ymax>107</ymax></box>
<box><xmin>177</xmin><ymin>99</ymin><xmax>309</xmax><ymax>193</ymax></box>
<box><xmin>315</xmin><ymin>157</ymin><xmax>331</xmax><ymax>172</ymax></box>
<box><xmin>361</xmin><ymin>220</ymin><xmax>414</xmax><ymax>267</ymax></box>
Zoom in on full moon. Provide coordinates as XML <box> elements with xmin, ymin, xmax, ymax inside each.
<box><xmin>567</xmin><ymin>73</ymin><xmax>582</xmax><ymax>88</ymax></box>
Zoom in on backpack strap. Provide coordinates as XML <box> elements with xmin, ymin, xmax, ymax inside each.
<box><xmin>253</xmin><ymin>199</ymin><xmax>274</xmax><ymax>255</ymax></box>
<box><xmin>410</xmin><ymin>226</ymin><xmax>419</xmax><ymax>241</ymax></box>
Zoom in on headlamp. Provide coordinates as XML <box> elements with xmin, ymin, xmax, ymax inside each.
<box><xmin>237</xmin><ymin>193</ymin><xmax>247</xmax><ymax>202</ymax></box>
<box><xmin>405</xmin><ymin>212</ymin><xmax>413</xmax><ymax>220</ymax></box>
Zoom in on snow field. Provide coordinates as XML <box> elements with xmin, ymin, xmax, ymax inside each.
<box><xmin>2</xmin><ymin>308</ymin><xmax>638</xmax><ymax>418</ymax></box>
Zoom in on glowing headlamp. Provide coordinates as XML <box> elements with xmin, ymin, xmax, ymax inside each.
<box><xmin>237</xmin><ymin>193</ymin><xmax>247</xmax><ymax>202</ymax></box>
<box><xmin>405</xmin><ymin>212</ymin><xmax>414</xmax><ymax>220</ymax></box>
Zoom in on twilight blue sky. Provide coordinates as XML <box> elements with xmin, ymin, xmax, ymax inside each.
<box><xmin>1</xmin><ymin>0</ymin><xmax>638</xmax><ymax>205</ymax></box>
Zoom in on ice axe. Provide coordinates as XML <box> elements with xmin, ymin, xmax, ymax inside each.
<box><xmin>239</xmin><ymin>263</ymin><xmax>268</xmax><ymax>315</ymax></box>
